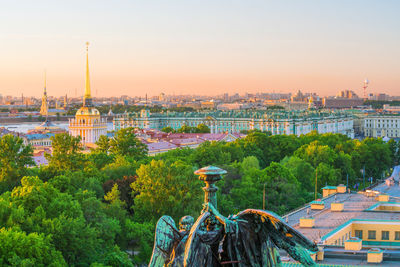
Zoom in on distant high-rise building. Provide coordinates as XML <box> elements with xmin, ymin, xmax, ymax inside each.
<box><xmin>69</xmin><ymin>43</ymin><xmax>107</xmax><ymax>145</ymax></box>
<box><xmin>64</xmin><ymin>94</ymin><xmax>68</xmax><ymax>109</ymax></box>
<box><xmin>336</xmin><ymin>90</ymin><xmax>359</xmax><ymax>99</ymax></box>
<box><xmin>159</xmin><ymin>92</ymin><xmax>165</xmax><ymax>102</ymax></box>
<box><xmin>291</xmin><ymin>90</ymin><xmax>306</xmax><ymax>102</ymax></box>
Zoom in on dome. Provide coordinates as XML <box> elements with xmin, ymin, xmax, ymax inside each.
<box><xmin>32</xmin><ymin>119</ymin><xmax>65</xmax><ymax>134</ymax></box>
<box><xmin>36</xmin><ymin>120</ymin><xmax>63</xmax><ymax>130</ymax></box>
<box><xmin>76</xmin><ymin>106</ymin><xmax>100</xmax><ymax>116</ymax></box>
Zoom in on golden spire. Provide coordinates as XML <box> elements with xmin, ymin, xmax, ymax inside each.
<box><xmin>83</xmin><ymin>42</ymin><xmax>92</xmax><ymax>106</ymax></box>
<box><xmin>40</xmin><ymin>70</ymin><xmax>49</xmax><ymax>116</ymax></box>
<box><xmin>44</xmin><ymin>70</ymin><xmax>47</xmax><ymax>94</ymax></box>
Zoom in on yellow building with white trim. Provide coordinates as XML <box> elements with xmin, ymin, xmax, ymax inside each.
<box><xmin>69</xmin><ymin>43</ymin><xmax>107</xmax><ymax>145</ymax></box>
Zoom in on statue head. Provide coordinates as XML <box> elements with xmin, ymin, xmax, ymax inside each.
<box><xmin>205</xmin><ymin>215</ymin><xmax>218</xmax><ymax>231</ymax></box>
<box><xmin>179</xmin><ymin>216</ymin><xmax>194</xmax><ymax>232</ymax></box>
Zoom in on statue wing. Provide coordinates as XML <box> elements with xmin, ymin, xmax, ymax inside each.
<box><xmin>237</xmin><ymin>209</ymin><xmax>318</xmax><ymax>267</ymax></box>
<box><xmin>149</xmin><ymin>215</ymin><xmax>181</xmax><ymax>267</ymax></box>
<box><xmin>183</xmin><ymin>211</ymin><xmax>212</xmax><ymax>267</ymax></box>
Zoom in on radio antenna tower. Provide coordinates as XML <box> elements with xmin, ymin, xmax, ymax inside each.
<box><xmin>363</xmin><ymin>79</ymin><xmax>369</xmax><ymax>100</ymax></box>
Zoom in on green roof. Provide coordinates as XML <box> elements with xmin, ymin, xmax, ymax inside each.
<box><xmin>311</xmin><ymin>200</ymin><xmax>325</xmax><ymax>204</ymax></box>
<box><xmin>322</xmin><ymin>186</ymin><xmax>337</xmax><ymax>190</ymax></box>
<box><xmin>363</xmin><ymin>240</ymin><xmax>400</xmax><ymax>247</ymax></box>
<box><xmin>117</xmin><ymin>109</ymin><xmax>354</xmax><ymax>120</ymax></box>
<box><xmin>368</xmin><ymin>248</ymin><xmax>382</xmax><ymax>254</ymax></box>
<box><xmin>345</xmin><ymin>238</ymin><xmax>361</xmax><ymax>243</ymax></box>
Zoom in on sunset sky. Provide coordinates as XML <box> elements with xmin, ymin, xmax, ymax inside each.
<box><xmin>0</xmin><ymin>0</ymin><xmax>399</xmax><ymax>97</ymax></box>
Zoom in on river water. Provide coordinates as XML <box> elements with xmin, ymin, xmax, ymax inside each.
<box><xmin>1</xmin><ymin>122</ymin><xmax>114</xmax><ymax>133</ymax></box>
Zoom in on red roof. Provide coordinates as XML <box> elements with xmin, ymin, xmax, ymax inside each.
<box><xmin>169</xmin><ymin>138</ymin><xmax>204</xmax><ymax>146</ymax></box>
<box><xmin>147</xmin><ymin>141</ymin><xmax>178</xmax><ymax>151</ymax></box>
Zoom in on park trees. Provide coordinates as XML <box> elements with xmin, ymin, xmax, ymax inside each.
<box><xmin>191</xmin><ymin>141</ymin><xmax>231</xmax><ymax>167</ymax></box>
<box><xmin>177</xmin><ymin>125</ymin><xmax>194</xmax><ymax>133</ymax></box>
<box><xmin>0</xmin><ymin>134</ymin><xmax>33</xmax><ymax>186</ymax></box>
<box><xmin>236</xmin><ymin>138</ymin><xmax>266</xmax><ymax>168</ymax></box>
<box><xmin>95</xmin><ymin>135</ymin><xmax>111</xmax><ymax>153</ymax></box>
<box><xmin>196</xmin><ymin>123</ymin><xmax>211</xmax><ymax>133</ymax></box>
<box><xmin>264</xmin><ymin>134</ymin><xmax>301</xmax><ymax>164</ymax></box>
<box><xmin>46</xmin><ymin>133</ymin><xmax>84</xmax><ymax>172</ymax></box>
<box><xmin>176</xmin><ymin>123</ymin><xmax>211</xmax><ymax>133</ymax></box>
<box><xmin>0</xmin><ymin>175</ymin><xmax>134</xmax><ymax>266</ymax></box>
<box><xmin>262</xmin><ymin>162</ymin><xmax>305</xmax><ymax>214</ymax></box>
<box><xmin>0</xmin><ymin>228</ymin><xmax>66</xmax><ymax>266</ymax></box>
<box><xmin>0</xmin><ymin>128</ymin><xmax>397</xmax><ymax>266</ymax></box>
<box><xmin>355</xmin><ymin>138</ymin><xmax>392</xmax><ymax>181</ymax></box>
<box><xmin>86</xmin><ymin>151</ymin><xmax>114</xmax><ymax>170</ymax></box>
<box><xmin>388</xmin><ymin>139</ymin><xmax>400</xmax><ymax>165</ymax></box>
<box><xmin>281</xmin><ymin>156</ymin><xmax>315</xmax><ymax>192</ymax></box>
<box><xmin>314</xmin><ymin>163</ymin><xmax>341</xmax><ymax>190</ymax></box>
<box><xmin>161</xmin><ymin>126</ymin><xmax>175</xmax><ymax>133</ymax></box>
<box><xmin>109</xmin><ymin>127</ymin><xmax>147</xmax><ymax>160</ymax></box>
<box><xmin>294</xmin><ymin>141</ymin><xmax>337</xmax><ymax>168</ymax></box>
<box><xmin>131</xmin><ymin>160</ymin><xmax>203</xmax><ymax>223</ymax></box>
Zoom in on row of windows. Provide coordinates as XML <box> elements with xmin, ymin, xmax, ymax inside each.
<box><xmin>355</xmin><ymin>230</ymin><xmax>400</xmax><ymax>240</ymax></box>
<box><xmin>365</xmin><ymin>129</ymin><xmax>400</xmax><ymax>137</ymax></box>
<box><xmin>31</xmin><ymin>141</ymin><xmax>51</xmax><ymax>146</ymax></box>
<box><xmin>366</xmin><ymin>124</ymin><xmax>398</xmax><ymax>128</ymax></box>
<box><xmin>366</xmin><ymin>119</ymin><xmax>400</xmax><ymax>123</ymax></box>
<box><xmin>334</xmin><ymin>231</ymin><xmax>353</xmax><ymax>246</ymax></box>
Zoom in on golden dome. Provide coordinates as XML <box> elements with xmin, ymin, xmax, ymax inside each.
<box><xmin>76</xmin><ymin>106</ymin><xmax>100</xmax><ymax>116</ymax></box>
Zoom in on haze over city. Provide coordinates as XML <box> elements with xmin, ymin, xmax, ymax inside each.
<box><xmin>2</xmin><ymin>1</ymin><xmax>400</xmax><ymax>266</ymax></box>
<box><xmin>1</xmin><ymin>0</ymin><xmax>399</xmax><ymax>97</ymax></box>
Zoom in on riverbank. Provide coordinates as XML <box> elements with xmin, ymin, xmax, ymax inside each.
<box><xmin>0</xmin><ymin>115</ymin><xmax>114</xmax><ymax>124</ymax></box>
<box><xmin>0</xmin><ymin>116</ymin><xmax>71</xmax><ymax>124</ymax></box>
<box><xmin>1</xmin><ymin>121</ymin><xmax>114</xmax><ymax>133</ymax></box>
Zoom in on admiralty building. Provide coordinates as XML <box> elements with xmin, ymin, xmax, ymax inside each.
<box><xmin>113</xmin><ymin>109</ymin><xmax>354</xmax><ymax>138</ymax></box>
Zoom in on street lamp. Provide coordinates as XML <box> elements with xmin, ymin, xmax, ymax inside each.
<box><xmin>263</xmin><ymin>183</ymin><xmax>267</xmax><ymax>210</ymax></box>
<box><xmin>315</xmin><ymin>170</ymin><xmax>318</xmax><ymax>200</ymax></box>
<box><xmin>362</xmin><ymin>165</ymin><xmax>366</xmax><ymax>190</ymax></box>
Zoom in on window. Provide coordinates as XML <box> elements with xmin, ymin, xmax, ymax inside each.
<box><xmin>382</xmin><ymin>231</ymin><xmax>389</xmax><ymax>240</ymax></box>
<box><xmin>355</xmin><ymin>230</ymin><xmax>363</xmax><ymax>239</ymax></box>
<box><xmin>368</xmin><ymin>230</ymin><xmax>376</xmax><ymax>240</ymax></box>
<box><xmin>395</xmin><ymin>232</ymin><xmax>400</xmax><ymax>240</ymax></box>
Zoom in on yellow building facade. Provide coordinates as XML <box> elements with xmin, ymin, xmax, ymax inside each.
<box><xmin>322</xmin><ymin>219</ymin><xmax>400</xmax><ymax>246</ymax></box>
<box><xmin>69</xmin><ymin>43</ymin><xmax>107</xmax><ymax>145</ymax></box>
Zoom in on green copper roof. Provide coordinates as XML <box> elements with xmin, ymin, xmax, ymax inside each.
<box><xmin>117</xmin><ymin>109</ymin><xmax>354</xmax><ymax>120</ymax></box>
<box><xmin>322</xmin><ymin>186</ymin><xmax>337</xmax><ymax>190</ymax></box>
<box><xmin>311</xmin><ymin>200</ymin><xmax>325</xmax><ymax>204</ymax></box>
<box><xmin>368</xmin><ymin>248</ymin><xmax>382</xmax><ymax>254</ymax></box>
<box><xmin>345</xmin><ymin>238</ymin><xmax>361</xmax><ymax>243</ymax></box>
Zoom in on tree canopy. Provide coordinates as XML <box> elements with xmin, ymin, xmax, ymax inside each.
<box><xmin>0</xmin><ymin>134</ymin><xmax>33</xmax><ymax>186</ymax></box>
<box><xmin>109</xmin><ymin>127</ymin><xmax>148</xmax><ymax>160</ymax></box>
<box><xmin>0</xmin><ymin>127</ymin><xmax>396</xmax><ymax>265</ymax></box>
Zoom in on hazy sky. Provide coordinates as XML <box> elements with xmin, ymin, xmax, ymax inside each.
<box><xmin>0</xmin><ymin>0</ymin><xmax>399</xmax><ymax>97</ymax></box>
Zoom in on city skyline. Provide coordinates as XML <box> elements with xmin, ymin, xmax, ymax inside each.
<box><xmin>1</xmin><ymin>0</ymin><xmax>399</xmax><ymax>98</ymax></box>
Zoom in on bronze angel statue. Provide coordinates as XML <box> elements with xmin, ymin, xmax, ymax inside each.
<box><xmin>149</xmin><ymin>166</ymin><xmax>318</xmax><ymax>267</ymax></box>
